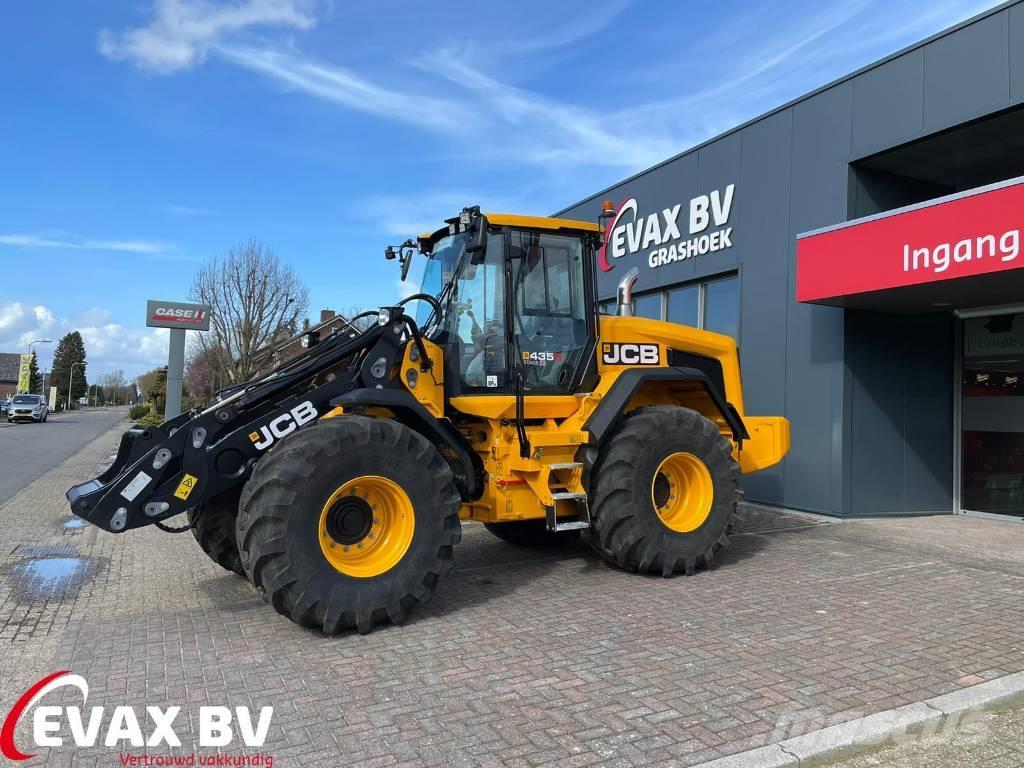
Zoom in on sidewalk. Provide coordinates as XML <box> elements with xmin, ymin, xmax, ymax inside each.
<box><xmin>1</xmin><ymin>421</ymin><xmax>1023</xmax><ymax>766</ymax></box>
<box><xmin>822</xmin><ymin>702</ymin><xmax>1024</xmax><ymax>767</ymax></box>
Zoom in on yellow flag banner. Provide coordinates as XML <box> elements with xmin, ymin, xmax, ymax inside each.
<box><xmin>16</xmin><ymin>354</ymin><xmax>32</xmax><ymax>394</ymax></box>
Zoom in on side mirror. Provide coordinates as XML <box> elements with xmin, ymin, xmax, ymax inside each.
<box><xmin>400</xmin><ymin>249</ymin><xmax>413</xmax><ymax>281</ymax></box>
<box><xmin>385</xmin><ymin>241</ymin><xmax>416</xmax><ymax>281</ymax></box>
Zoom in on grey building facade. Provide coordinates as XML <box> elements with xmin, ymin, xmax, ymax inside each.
<box><xmin>558</xmin><ymin>1</ymin><xmax>1024</xmax><ymax>519</ymax></box>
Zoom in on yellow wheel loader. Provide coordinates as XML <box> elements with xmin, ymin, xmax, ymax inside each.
<box><xmin>67</xmin><ymin>206</ymin><xmax>789</xmax><ymax>634</ymax></box>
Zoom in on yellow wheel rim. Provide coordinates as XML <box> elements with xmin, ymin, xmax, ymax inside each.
<box><xmin>651</xmin><ymin>452</ymin><xmax>714</xmax><ymax>533</ymax></box>
<box><xmin>318</xmin><ymin>476</ymin><xmax>415</xmax><ymax>578</ymax></box>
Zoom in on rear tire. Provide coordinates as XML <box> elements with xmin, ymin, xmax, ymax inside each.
<box><xmin>590</xmin><ymin>406</ymin><xmax>738</xmax><ymax>576</ymax></box>
<box><xmin>484</xmin><ymin>520</ymin><xmax>580</xmax><ymax>547</ymax></box>
<box><xmin>188</xmin><ymin>487</ymin><xmax>245</xmax><ymax>577</ymax></box>
<box><xmin>236</xmin><ymin>416</ymin><xmax>462</xmax><ymax>634</ymax></box>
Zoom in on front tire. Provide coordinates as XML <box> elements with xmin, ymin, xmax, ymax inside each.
<box><xmin>590</xmin><ymin>406</ymin><xmax>738</xmax><ymax>576</ymax></box>
<box><xmin>188</xmin><ymin>487</ymin><xmax>245</xmax><ymax>576</ymax></box>
<box><xmin>236</xmin><ymin>416</ymin><xmax>462</xmax><ymax>634</ymax></box>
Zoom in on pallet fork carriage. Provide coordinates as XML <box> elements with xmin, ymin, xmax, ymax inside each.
<box><xmin>68</xmin><ymin>206</ymin><xmax>789</xmax><ymax>634</ymax></box>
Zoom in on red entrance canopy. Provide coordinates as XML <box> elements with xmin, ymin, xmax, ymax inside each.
<box><xmin>797</xmin><ymin>177</ymin><xmax>1024</xmax><ymax>309</ymax></box>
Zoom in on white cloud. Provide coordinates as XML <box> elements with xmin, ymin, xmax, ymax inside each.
<box><xmin>96</xmin><ymin>0</ymin><xmax>1005</xmax><ymax>190</ymax></box>
<box><xmin>162</xmin><ymin>203</ymin><xmax>214</xmax><ymax>216</ymax></box>
<box><xmin>98</xmin><ymin>0</ymin><xmax>316</xmax><ymax>74</ymax></box>
<box><xmin>353</xmin><ymin>191</ymin><xmax>530</xmax><ymax>237</ymax></box>
<box><xmin>0</xmin><ymin>302</ymin><xmax>168</xmax><ymax>379</ymax></box>
<box><xmin>218</xmin><ymin>45</ymin><xmax>472</xmax><ymax>133</ymax></box>
<box><xmin>416</xmin><ymin>52</ymin><xmax>677</xmax><ymax>171</ymax></box>
<box><xmin>0</xmin><ymin>233</ymin><xmax>168</xmax><ymax>255</ymax></box>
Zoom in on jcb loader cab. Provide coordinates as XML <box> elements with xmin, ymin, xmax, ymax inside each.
<box><xmin>67</xmin><ymin>207</ymin><xmax>789</xmax><ymax>634</ymax></box>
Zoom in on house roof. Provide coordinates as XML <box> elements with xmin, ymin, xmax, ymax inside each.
<box><xmin>0</xmin><ymin>353</ymin><xmax>22</xmax><ymax>383</ymax></box>
<box><xmin>254</xmin><ymin>313</ymin><xmax>359</xmax><ymax>367</ymax></box>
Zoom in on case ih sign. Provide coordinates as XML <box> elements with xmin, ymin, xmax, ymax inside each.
<box><xmin>797</xmin><ymin>177</ymin><xmax>1024</xmax><ymax>303</ymax></box>
<box><xmin>145</xmin><ymin>300</ymin><xmax>211</xmax><ymax>331</ymax></box>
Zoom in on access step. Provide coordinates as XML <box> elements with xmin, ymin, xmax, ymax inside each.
<box><xmin>546</xmin><ymin>491</ymin><xmax>591</xmax><ymax>532</ymax></box>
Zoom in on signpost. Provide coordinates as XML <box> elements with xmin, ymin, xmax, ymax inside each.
<box><xmin>145</xmin><ymin>300</ymin><xmax>212</xmax><ymax>419</ymax></box>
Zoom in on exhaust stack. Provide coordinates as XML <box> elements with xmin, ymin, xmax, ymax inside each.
<box><xmin>616</xmin><ymin>267</ymin><xmax>640</xmax><ymax>317</ymax></box>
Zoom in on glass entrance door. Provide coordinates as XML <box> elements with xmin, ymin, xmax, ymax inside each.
<box><xmin>960</xmin><ymin>311</ymin><xmax>1024</xmax><ymax>519</ymax></box>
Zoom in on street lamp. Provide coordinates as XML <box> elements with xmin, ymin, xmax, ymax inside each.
<box><xmin>67</xmin><ymin>361</ymin><xmax>84</xmax><ymax>412</ymax></box>
<box><xmin>29</xmin><ymin>339</ymin><xmax>52</xmax><ymax>396</ymax></box>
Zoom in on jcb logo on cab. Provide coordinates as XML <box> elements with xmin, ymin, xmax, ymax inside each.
<box><xmin>601</xmin><ymin>343</ymin><xmax>660</xmax><ymax>366</ymax></box>
<box><xmin>249</xmin><ymin>401</ymin><xmax>318</xmax><ymax>451</ymax></box>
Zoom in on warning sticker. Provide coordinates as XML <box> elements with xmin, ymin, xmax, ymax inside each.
<box><xmin>120</xmin><ymin>471</ymin><xmax>152</xmax><ymax>501</ymax></box>
<box><xmin>173</xmin><ymin>473</ymin><xmax>199</xmax><ymax>501</ymax></box>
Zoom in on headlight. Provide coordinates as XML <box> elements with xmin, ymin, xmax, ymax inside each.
<box><xmin>378</xmin><ymin>308</ymin><xmax>393</xmax><ymax>326</ymax></box>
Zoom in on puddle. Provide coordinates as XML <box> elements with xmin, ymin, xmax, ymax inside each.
<box><xmin>63</xmin><ymin>518</ymin><xmax>87</xmax><ymax>530</ymax></box>
<box><xmin>7</xmin><ymin>557</ymin><xmax>93</xmax><ymax>600</ymax></box>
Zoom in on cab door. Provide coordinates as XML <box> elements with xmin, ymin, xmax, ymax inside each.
<box><xmin>507</xmin><ymin>229</ymin><xmax>596</xmax><ymax>393</ymax></box>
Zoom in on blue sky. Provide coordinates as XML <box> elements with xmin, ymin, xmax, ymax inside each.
<box><xmin>0</xmin><ymin>0</ymin><xmax>1001</xmax><ymax>379</ymax></box>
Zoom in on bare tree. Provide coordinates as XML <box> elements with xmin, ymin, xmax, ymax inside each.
<box><xmin>189</xmin><ymin>239</ymin><xmax>309</xmax><ymax>386</ymax></box>
<box><xmin>344</xmin><ymin>305</ymin><xmax>377</xmax><ymax>332</ymax></box>
<box><xmin>98</xmin><ymin>370</ymin><xmax>128</xmax><ymax>405</ymax></box>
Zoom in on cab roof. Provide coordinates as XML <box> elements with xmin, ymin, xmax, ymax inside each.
<box><xmin>418</xmin><ymin>212</ymin><xmax>600</xmax><ymax>251</ymax></box>
<box><xmin>484</xmin><ymin>213</ymin><xmax>600</xmax><ymax>233</ymax></box>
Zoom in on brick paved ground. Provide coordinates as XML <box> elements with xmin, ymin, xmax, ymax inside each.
<box><xmin>1</xmin><ymin>419</ymin><xmax>1023</xmax><ymax>767</ymax></box>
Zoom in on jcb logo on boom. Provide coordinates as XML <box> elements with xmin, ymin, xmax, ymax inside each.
<box><xmin>249</xmin><ymin>401</ymin><xmax>318</xmax><ymax>451</ymax></box>
<box><xmin>601</xmin><ymin>343</ymin><xmax>660</xmax><ymax>366</ymax></box>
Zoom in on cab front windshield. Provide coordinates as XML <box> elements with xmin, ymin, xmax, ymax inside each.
<box><xmin>416</xmin><ymin>233</ymin><xmax>466</xmax><ymax>328</ymax></box>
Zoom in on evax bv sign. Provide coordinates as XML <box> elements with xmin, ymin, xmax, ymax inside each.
<box><xmin>599</xmin><ymin>184</ymin><xmax>736</xmax><ymax>272</ymax></box>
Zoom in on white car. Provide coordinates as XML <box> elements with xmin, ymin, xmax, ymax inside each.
<box><xmin>8</xmin><ymin>394</ymin><xmax>49</xmax><ymax>423</ymax></box>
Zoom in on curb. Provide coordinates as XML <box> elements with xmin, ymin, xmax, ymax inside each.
<box><xmin>694</xmin><ymin>671</ymin><xmax>1024</xmax><ymax>768</ymax></box>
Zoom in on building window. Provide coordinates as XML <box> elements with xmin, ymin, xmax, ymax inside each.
<box><xmin>626</xmin><ymin>273</ymin><xmax>739</xmax><ymax>342</ymax></box>
<box><xmin>703</xmin><ymin>276</ymin><xmax>739</xmax><ymax>340</ymax></box>
<box><xmin>633</xmin><ymin>293</ymin><xmax>662</xmax><ymax>321</ymax></box>
<box><xmin>667</xmin><ymin>285</ymin><xmax>699</xmax><ymax>327</ymax></box>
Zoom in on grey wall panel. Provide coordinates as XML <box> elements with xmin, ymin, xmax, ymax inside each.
<box><xmin>903</xmin><ymin>314</ymin><xmax>954</xmax><ymax>512</ymax></box>
<box><xmin>732</xmin><ymin>110</ymin><xmax>793</xmax><ymax>505</ymax></box>
<box><xmin>849</xmin><ymin>166</ymin><xmax>952</xmax><ymax>218</ymax></box>
<box><xmin>1012</xmin><ymin>3</ymin><xmax>1024</xmax><ymax>102</ymax></box>
<box><xmin>845</xmin><ymin>312</ymin><xmax>954</xmax><ymax>515</ymax></box>
<box><xmin>693</xmin><ymin>131</ymin><xmax>742</xmax><ymax>280</ymax></box>
<box><xmin>852</xmin><ymin>50</ymin><xmax>924</xmax><ymax>158</ymax></box>
<box><xmin>785</xmin><ymin>84</ymin><xmax>853</xmax><ymax>514</ymax></box>
<box><xmin>923</xmin><ymin>11</ymin><xmax>1011</xmax><ymax>132</ymax></box>
<box><xmin>650</xmin><ymin>152</ymin><xmax>700</xmax><ymax>292</ymax></box>
<box><xmin>846</xmin><ymin>311</ymin><xmax>908</xmax><ymax>514</ymax></box>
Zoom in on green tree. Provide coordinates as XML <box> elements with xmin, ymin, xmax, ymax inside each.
<box><xmin>27</xmin><ymin>352</ymin><xmax>41</xmax><ymax>394</ymax></box>
<box><xmin>138</xmin><ymin>366</ymin><xmax>168</xmax><ymax>415</ymax></box>
<box><xmin>51</xmin><ymin>332</ymin><xmax>88</xmax><ymax>410</ymax></box>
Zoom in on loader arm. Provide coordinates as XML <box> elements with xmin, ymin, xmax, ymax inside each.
<box><xmin>66</xmin><ymin>319</ymin><xmax>408</xmax><ymax>533</ymax></box>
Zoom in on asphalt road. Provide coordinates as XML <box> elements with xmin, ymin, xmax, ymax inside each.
<box><xmin>0</xmin><ymin>406</ymin><xmax>127</xmax><ymax>507</ymax></box>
